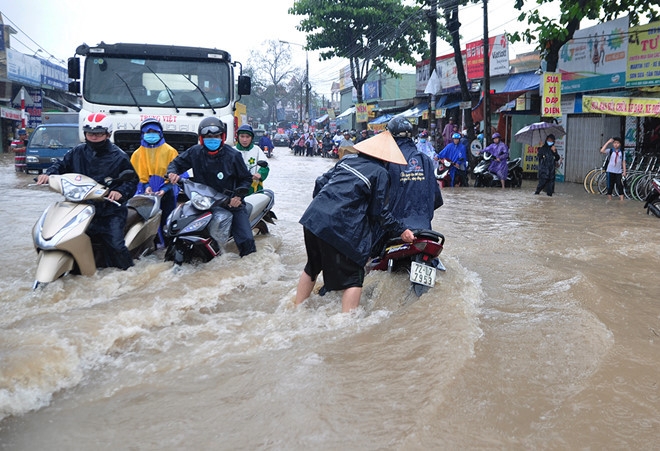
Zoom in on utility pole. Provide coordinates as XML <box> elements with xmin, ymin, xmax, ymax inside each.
<box><xmin>428</xmin><ymin>0</ymin><xmax>438</xmax><ymax>136</ymax></box>
<box><xmin>483</xmin><ymin>0</ymin><xmax>491</xmax><ymax>144</ymax></box>
<box><xmin>305</xmin><ymin>50</ymin><xmax>310</xmax><ymax>122</ymax></box>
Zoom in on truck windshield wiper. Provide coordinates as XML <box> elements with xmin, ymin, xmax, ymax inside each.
<box><xmin>144</xmin><ymin>64</ymin><xmax>180</xmax><ymax>113</ymax></box>
<box><xmin>114</xmin><ymin>73</ymin><xmax>142</xmax><ymax>112</ymax></box>
<box><xmin>183</xmin><ymin>74</ymin><xmax>217</xmax><ymax>114</ymax></box>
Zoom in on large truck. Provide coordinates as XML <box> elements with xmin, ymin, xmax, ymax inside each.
<box><xmin>67</xmin><ymin>42</ymin><xmax>251</xmax><ymax>154</ymax></box>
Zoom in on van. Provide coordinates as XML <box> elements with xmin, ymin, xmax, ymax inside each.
<box><xmin>25</xmin><ymin>124</ymin><xmax>80</xmax><ymax>174</ymax></box>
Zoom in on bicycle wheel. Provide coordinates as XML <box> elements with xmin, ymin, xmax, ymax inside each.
<box><xmin>596</xmin><ymin>172</ymin><xmax>609</xmax><ymax>195</ymax></box>
<box><xmin>583</xmin><ymin>168</ymin><xmax>599</xmax><ymax>193</ymax></box>
<box><xmin>635</xmin><ymin>175</ymin><xmax>652</xmax><ymax>201</ymax></box>
<box><xmin>629</xmin><ymin>174</ymin><xmax>645</xmax><ymax>201</ymax></box>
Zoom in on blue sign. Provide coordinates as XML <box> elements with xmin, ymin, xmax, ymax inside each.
<box><xmin>40</xmin><ymin>59</ymin><xmax>68</xmax><ymax>90</ymax></box>
<box><xmin>363</xmin><ymin>81</ymin><xmax>380</xmax><ymax>101</ymax></box>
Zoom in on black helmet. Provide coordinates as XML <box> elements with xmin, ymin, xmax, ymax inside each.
<box><xmin>387</xmin><ymin>116</ymin><xmax>413</xmax><ymax>137</ymax></box>
<box><xmin>198</xmin><ymin>117</ymin><xmax>226</xmax><ymax>136</ymax></box>
<box><xmin>140</xmin><ymin>117</ymin><xmax>163</xmax><ymax>133</ymax></box>
<box><xmin>236</xmin><ymin>124</ymin><xmax>254</xmax><ymax>137</ymax></box>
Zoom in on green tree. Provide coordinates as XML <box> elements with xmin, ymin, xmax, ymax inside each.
<box><xmin>510</xmin><ymin>0</ymin><xmax>660</xmax><ymax>72</ymax></box>
<box><xmin>289</xmin><ymin>0</ymin><xmax>429</xmax><ymax>110</ymax></box>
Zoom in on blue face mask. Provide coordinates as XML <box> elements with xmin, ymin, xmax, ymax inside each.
<box><xmin>143</xmin><ymin>132</ymin><xmax>161</xmax><ymax>144</ymax></box>
<box><xmin>419</xmin><ymin>138</ymin><xmax>426</xmax><ymax>143</ymax></box>
<box><xmin>546</xmin><ymin>141</ymin><xmax>554</xmax><ymax>146</ymax></box>
<box><xmin>204</xmin><ymin>138</ymin><xmax>222</xmax><ymax>151</ymax></box>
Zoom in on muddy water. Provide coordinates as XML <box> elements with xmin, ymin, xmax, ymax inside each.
<box><xmin>0</xmin><ymin>150</ymin><xmax>658</xmax><ymax>449</ymax></box>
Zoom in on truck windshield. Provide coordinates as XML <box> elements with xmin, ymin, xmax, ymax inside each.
<box><xmin>29</xmin><ymin>126</ymin><xmax>80</xmax><ymax>148</ymax></box>
<box><xmin>83</xmin><ymin>56</ymin><xmax>231</xmax><ymax>109</ymax></box>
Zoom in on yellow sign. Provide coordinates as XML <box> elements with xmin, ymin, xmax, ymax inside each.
<box><xmin>516</xmin><ymin>96</ymin><xmax>526</xmax><ymax>111</ymax></box>
<box><xmin>522</xmin><ymin>144</ymin><xmax>539</xmax><ymax>173</ymax></box>
<box><xmin>367</xmin><ymin>104</ymin><xmax>376</xmax><ymax>118</ymax></box>
<box><xmin>422</xmin><ymin>110</ymin><xmax>429</xmax><ymax>120</ymax></box>
<box><xmin>356</xmin><ymin>103</ymin><xmax>368</xmax><ymax>123</ymax></box>
<box><xmin>583</xmin><ymin>96</ymin><xmax>660</xmax><ymax>117</ymax></box>
<box><xmin>626</xmin><ymin>21</ymin><xmax>660</xmax><ymax>87</ymax></box>
<box><xmin>368</xmin><ymin>123</ymin><xmax>387</xmax><ymax>132</ymax></box>
<box><xmin>542</xmin><ymin>72</ymin><xmax>561</xmax><ymax>117</ymax></box>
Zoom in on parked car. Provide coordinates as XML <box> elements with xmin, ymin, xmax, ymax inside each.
<box><xmin>24</xmin><ymin>124</ymin><xmax>80</xmax><ymax>174</ymax></box>
<box><xmin>272</xmin><ymin>133</ymin><xmax>290</xmax><ymax>147</ymax></box>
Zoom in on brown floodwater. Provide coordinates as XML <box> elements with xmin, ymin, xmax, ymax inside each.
<box><xmin>0</xmin><ymin>150</ymin><xmax>658</xmax><ymax>449</ymax></box>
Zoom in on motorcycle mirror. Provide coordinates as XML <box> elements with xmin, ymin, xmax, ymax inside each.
<box><xmin>256</xmin><ymin>160</ymin><xmax>269</xmax><ymax>168</ymax></box>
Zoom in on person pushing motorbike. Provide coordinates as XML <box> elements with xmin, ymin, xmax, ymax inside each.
<box><xmin>167</xmin><ymin>117</ymin><xmax>256</xmax><ymax>257</ymax></box>
<box><xmin>36</xmin><ymin>113</ymin><xmax>138</xmax><ymax>269</ymax></box>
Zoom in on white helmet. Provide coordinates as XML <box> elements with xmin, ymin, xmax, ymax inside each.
<box><xmin>82</xmin><ymin>113</ymin><xmax>113</xmax><ymax>134</ymax></box>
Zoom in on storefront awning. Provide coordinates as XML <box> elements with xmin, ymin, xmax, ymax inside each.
<box><xmin>337</xmin><ymin>107</ymin><xmax>355</xmax><ymax>118</ymax></box>
<box><xmin>502</xmin><ymin>72</ymin><xmax>540</xmax><ymax>93</ymax></box>
<box><xmin>314</xmin><ymin>114</ymin><xmax>329</xmax><ymax>123</ymax></box>
<box><xmin>368</xmin><ymin>114</ymin><xmax>392</xmax><ymax>125</ymax></box>
<box><xmin>395</xmin><ymin>102</ymin><xmax>429</xmax><ymax>118</ymax></box>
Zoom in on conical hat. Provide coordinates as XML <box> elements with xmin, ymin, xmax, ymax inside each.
<box><xmin>353</xmin><ymin>131</ymin><xmax>407</xmax><ymax>165</ymax></box>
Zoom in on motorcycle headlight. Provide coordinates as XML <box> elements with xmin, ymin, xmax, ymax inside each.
<box><xmin>191</xmin><ymin>192</ymin><xmax>213</xmax><ymax>210</ymax></box>
<box><xmin>181</xmin><ymin>215</ymin><xmax>211</xmax><ymax>233</ymax></box>
<box><xmin>61</xmin><ymin>178</ymin><xmax>96</xmax><ymax>202</ymax></box>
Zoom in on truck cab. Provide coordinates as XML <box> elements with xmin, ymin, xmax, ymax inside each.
<box><xmin>68</xmin><ymin>42</ymin><xmax>250</xmax><ymax>155</ymax></box>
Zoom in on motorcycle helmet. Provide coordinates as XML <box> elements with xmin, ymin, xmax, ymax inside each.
<box><xmin>198</xmin><ymin>117</ymin><xmax>227</xmax><ymax>151</ymax></box>
<box><xmin>140</xmin><ymin>117</ymin><xmax>163</xmax><ymax>133</ymax></box>
<box><xmin>236</xmin><ymin>124</ymin><xmax>254</xmax><ymax>137</ymax></box>
<box><xmin>452</xmin><ymin>132</ymin><xmax>462</xmax><ymax>140</ymax></box>
<box><xmin>387</xmin><ymin>116</ymin><xmax>413</xmax><ymax>137</ymax></box>
<box><xmin>419</xmin><ymin>130</ymin><xmax>429</xmax><ymax>138</ymax></box>
<box><xmin>492</xmin><ymin>132</ymin><xmax>501</xmax><ymax>139</ymax></box>
<box><xmin>82</xmin><ymin>113</ymin><xmax>113</xmax><ymax>134</ymax></box>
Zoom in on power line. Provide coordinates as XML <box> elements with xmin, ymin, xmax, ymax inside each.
<box><xmin>1</xmin><ymin>12</ymin><xmax>66</xmax><ymax>63</ymax></box>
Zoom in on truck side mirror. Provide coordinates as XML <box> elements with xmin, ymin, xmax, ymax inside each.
<box><xmin>237</xmin><ymin>75</ymin><xmax>251</xmax><ymax>96</ymax></box>
<box><xmin>68</xmin><ymin>81</ymin><xmax>80</xmax><ymax>95</ymax></box>
<box><xmin>68</xmin><ymin>57</ymin><xmax>80</xmax><ymax>79</ymax></box>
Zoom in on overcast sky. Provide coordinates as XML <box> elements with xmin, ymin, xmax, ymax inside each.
<box><xmin>2</xmin><ymin>0</ymin><xmax>562</xmax><ymax>96</ymax></box>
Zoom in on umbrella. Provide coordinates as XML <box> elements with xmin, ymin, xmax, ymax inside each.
<box><xmin>514</xmin><ymin>122</ymin><xmax>566</xmax><ymax>146</ymax></box>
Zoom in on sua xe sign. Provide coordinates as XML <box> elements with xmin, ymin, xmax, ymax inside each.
<box><xmin>543</xmin><ymin>73</ymin><xmax>562</xmax><ymax>117</ymax></box>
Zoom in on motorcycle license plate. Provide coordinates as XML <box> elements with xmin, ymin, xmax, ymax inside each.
<box><xmin>410</xmin><ymin>261</ymin><xmax>436</xmax><ymax>287</ymax></box>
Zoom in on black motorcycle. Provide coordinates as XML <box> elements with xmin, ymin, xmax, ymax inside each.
<box><xmin>644</xmin><ymin>177</ymin><xmax>660</xmax><ymax>217</ymax></box>
<box><xmin>472</xmin><ymin>152</ymin><xmax>523</xmax><ymax>188</ymax></box>
<box><xmin>163</xmin><ymin>179</ymin><xmax>276</xmax><ymax>264</ymax></box>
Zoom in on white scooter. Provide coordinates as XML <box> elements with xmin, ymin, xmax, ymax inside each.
<box><xmin>32</xmin><ymin>171</ymin><xmax>161</xmax><ymax>288</ymax></box>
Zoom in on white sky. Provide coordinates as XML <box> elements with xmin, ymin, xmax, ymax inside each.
<box><xmin>2</xmin><ymin>0</ymin><xmax>565</xmax><ymax>96</ymax></box>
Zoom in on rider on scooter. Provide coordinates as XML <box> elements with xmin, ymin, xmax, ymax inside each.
<box><xmin>36</xmin><ymin>113</ymin><xmax>138</xmax><ymax>269</ymax></box>
<box><xmin>438</xmin><ymin>132</ymin><xmax>468</xmax><ymax>187</ymax></box>
<box><xmin>167</xmin><ymin>117</ymin><xmax>256</xmax><ymax>257</ymax></box>
<box><xmin>235</xmin><ymin>124</ymin><xmax>270</xmax><ymax>194</ymax></box>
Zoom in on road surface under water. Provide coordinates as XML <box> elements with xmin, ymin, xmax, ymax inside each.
<box><xmin>0</xmin><ymin>149</ymin><xmax>658</xmax><ymax>449</ymax></box>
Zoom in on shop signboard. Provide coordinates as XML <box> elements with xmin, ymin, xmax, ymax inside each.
<box><xmin>558</xmin><ymin>17</ymin><xmax>628</xmax><ymax>93</ymax></box>
<box><xmin>522</xmin><ymin>144</ymin><xmax>539</xmax><ymax>173</ymax></box>
<box><xmin>40</xmin><ymin>59</ymin><xmax>68</xmax><ymax>90</ymax></box>
<box><xmin>583</xmin><ymin>95</ymin><xmax>660</xmax><ymax>116</ymax></box>
<box><xmin>625</xmin><ymin>20</ymin><xmax>660</xmax><ymax>87</ymax></box>
<box><xmin>363</xmin><ymin>80</ymin><xmax>380</xmax><ymax>101</ymax></box>
<box><xmin>466</xmin><ymin>34</ymin><xmax>510</xmax><ymax>80</ymax></box>
<box><xmin>542</xmin><ymin>72</ymin><xmax>562</xmax><ymax>117</ymax></box>
<box><xmin>416</xmin><ymin>52</ymin><xmax>468</xmax><ymax>95</ymax></box>
<box><xmin>356</xmin><ymin>103</ymin><xmax>368</xmax><ymax>123</ymax></box>
<box><xmin>1</xmin><ymin>107</ymin><xmax>22</xmax><ymax>121</ymax></box>
<box><xmin>7</xmin><ymin>48</ymin><xmax>42</xmax><ymax>87</ymax></box>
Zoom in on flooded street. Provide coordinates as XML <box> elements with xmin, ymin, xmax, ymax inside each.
<box><xmin>0</xmin><ymin>149</ymin><xmax>658</xmax><ymax>449</ymax></box>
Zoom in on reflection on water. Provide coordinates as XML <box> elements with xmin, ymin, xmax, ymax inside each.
<box><xmin>0</xmin><ymin>152</ymin><xmax>658</xmax><ymax>449</ymax></box>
